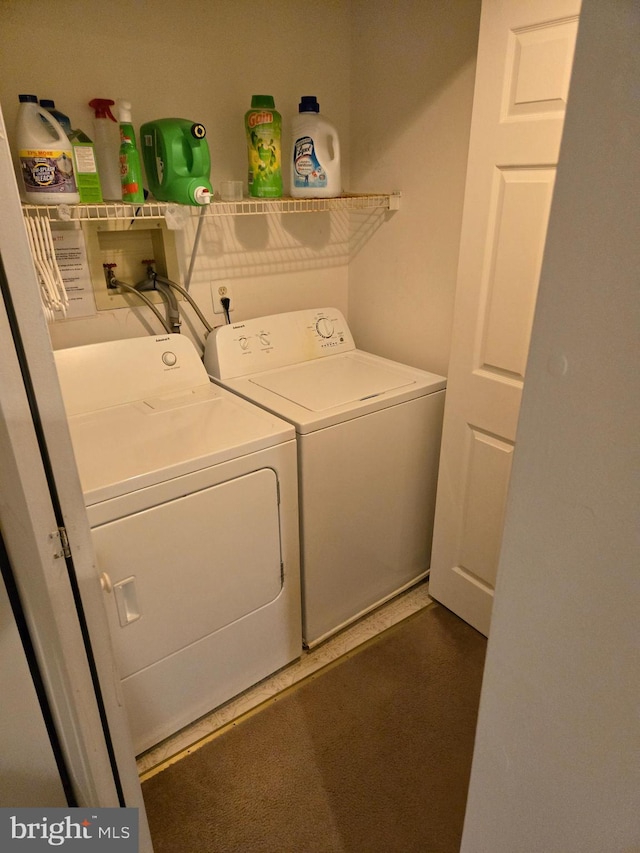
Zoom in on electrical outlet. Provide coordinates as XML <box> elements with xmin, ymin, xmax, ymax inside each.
<box><xmin>213</xmin><ymin>284</ymin><xmax>234</xmax><ymax>315</ymax></box>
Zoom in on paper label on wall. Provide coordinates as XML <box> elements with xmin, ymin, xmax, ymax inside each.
<box><xmin>51</xmin><ymin>224</ymin><xmax>97</xmax><ymax>318</ymax></box>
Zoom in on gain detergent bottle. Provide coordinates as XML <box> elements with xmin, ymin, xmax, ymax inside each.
<box><xmin>245</xmin><ymin>95</ymin><xmax>282</xmax><ymax>198</ymax></box>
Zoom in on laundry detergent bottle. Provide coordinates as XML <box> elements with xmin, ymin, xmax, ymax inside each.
<box><xmin>245</xmin><ymin>95</ymin><xmax>282</xmax><ymax>198</ymax></box>
<box><xmin>139</xmin><ymin>118</ymin><xmax>212</xmax><ymax>206</ymax></box>
<box><xmin>16</xmin><ymin>94</ymin><xmax>79</xmax><ymax>204</ymax></box>
<box><xmin>291</xmin><ymin>96</ymin><xmax>341</xmax><ymax>198</ymax></box>
<box><xmin>39</xmin><ymin>99</ymin><xmax>73</xmax><ymax>137</ymax></box>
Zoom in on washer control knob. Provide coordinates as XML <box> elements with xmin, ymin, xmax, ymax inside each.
<box><xmin>239</xmin><ymin>336</ymin><xmax>249</xmax><ymax>350</ymax></box>
<box><xmin>316</xmin><ymin>317</ymin><xmax>334</xmax><ymax>339</ymax></box>
<box><xmin>259</xmin><ymin>333</ymin><xmax>270</xmax><ymax>347</ymax></box>
<box><xmin>162</xmin><ymin>351</ymin><xmax>177</xmax><ymax>366</ymax></box>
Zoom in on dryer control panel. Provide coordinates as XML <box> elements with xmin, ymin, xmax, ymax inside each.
<box><xmin>205</xmin><ymin>308</ymin><xmax>356</xmax><ymax>380</ymax></box>
<box><xmin>55</xmin><ymin>334</ymin><xmax>210</xmax><ymax>416</ymax></box>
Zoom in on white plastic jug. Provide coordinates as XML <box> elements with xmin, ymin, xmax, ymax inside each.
<box><xmin>290</xmin><ymin>97</ymin><xmax>341</xmax><ymax>199</ymax></box>
<box><xmin>16</xmin><ymin>94</ymin><xmax>79</xmax><ymax>205</ymax></box>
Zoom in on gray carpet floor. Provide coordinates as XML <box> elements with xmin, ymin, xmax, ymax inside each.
<box><xmin>142</xmin><ymin>602</ymin><xmax>487</xmax><ymax>852</ymax></box>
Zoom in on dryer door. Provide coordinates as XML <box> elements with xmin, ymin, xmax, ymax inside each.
<box><xmin>91</xmin><ymin>466</ymin><xmax>283</xmax><ymax>752</ymax></box>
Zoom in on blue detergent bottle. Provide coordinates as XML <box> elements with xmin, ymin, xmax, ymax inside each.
<box><xmin>39</xmin><ymin>99</ymin><xmax>73</xmax><ymax>137</ymax></box>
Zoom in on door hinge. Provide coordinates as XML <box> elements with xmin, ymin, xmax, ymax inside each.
<box><xmin>51</xmin><ymin>526</ymin><xmax>71</xmax><ymax>559</ymax></box>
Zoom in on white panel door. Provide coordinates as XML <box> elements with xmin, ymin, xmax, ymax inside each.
<box><xmin>428</xmin><ymin>0</ymin><xmax>580</xmax><ymax>636</ymax></box>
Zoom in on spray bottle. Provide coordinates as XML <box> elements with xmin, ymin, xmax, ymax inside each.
<box><xmin>89</xmin><ymin>98</ymin><xmax>122</xmax><ymax>200</ymax></box>
<box><xmin>117</xmin><ymin>100</ymin><xmax>145</xmax><ymax>204</ymax></box>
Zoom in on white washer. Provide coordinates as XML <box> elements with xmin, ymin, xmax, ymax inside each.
<box><xmin>55</xmin><ymin>334</ymin><xmax>301</xmax><ymax>754</ymax></box>
<box><xmin>204</xmin><ymin>308</ymin><xmax>446</xmax><ymax>648</ymax></box>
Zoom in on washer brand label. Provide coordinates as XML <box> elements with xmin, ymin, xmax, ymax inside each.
<box><xmin>0</xmin><ymin>809</ymin><xmax>138</xmax><ymax>851</ymax></box>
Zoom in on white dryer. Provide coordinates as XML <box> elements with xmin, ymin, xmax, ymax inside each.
<box><xmin>204</xmin><ymin>308</ymin><xmax>446</xmax><ymax>647</ymax></box>
<box><xmin>55</xmin><ymin>334</ymin><xmax>301</xmax><ymax>754</ymax></box>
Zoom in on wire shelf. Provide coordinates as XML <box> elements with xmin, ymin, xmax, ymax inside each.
<box><xmin>208</xmin><ymin>194</ymin><xmax>400</xmax><ymax>216</ymax></box>
<box><xmin>21</xmin><ymin>193</ymin><xmax>400</xmax><ymax>223</ymax></box>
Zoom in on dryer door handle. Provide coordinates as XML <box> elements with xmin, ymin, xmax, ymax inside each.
<box><xmin>112</xmin><ymin>576</ymin><xmax>142</xmax><ymax>628</ymax></box>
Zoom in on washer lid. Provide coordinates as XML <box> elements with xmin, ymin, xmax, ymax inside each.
<box><xmin>249</xmin><ymin>352</ymin><xmax>415</xmax><ymax>411</ymax></box>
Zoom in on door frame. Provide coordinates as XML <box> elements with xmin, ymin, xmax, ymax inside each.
<box><xmin>0</xmin><ymin>103</ymin><xmax>152</xmax><ymax>849</ymax></box>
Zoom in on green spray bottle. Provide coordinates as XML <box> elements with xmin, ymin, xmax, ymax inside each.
<box><xmin>118</xmin><ymin>100</ymin><xmax>145</xmax><ymax>203</ymax></box>
<box><xmin>245</xmin><ymin>95</ymin><xmax>282</xmax><ymax>198</ymax></box>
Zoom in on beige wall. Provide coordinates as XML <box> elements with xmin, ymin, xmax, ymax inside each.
<box><xmin>0</xmin><ymin>0</ymin><xmax>480</xmax><ymax>371</ymax></box>
<box><xmin>349</xmin><ymin>0</ymin><xmax>481</xmax><ymax>376</ymax></box>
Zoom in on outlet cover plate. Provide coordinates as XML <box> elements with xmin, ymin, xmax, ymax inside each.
<box><xmin>213</xmin><ymin>284</ymin><xmax>234</xmax><ymax>315</ymax></box>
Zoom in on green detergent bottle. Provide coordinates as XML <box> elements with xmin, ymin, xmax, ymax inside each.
<box><xmin>245</xmin><ymin>95</ymin><xmax>282</xmax><ymax>198</ymax></box>
<box><xmin>139</xmin><ymin>118</ymin><xmax>213</xmax><ymax>206</ymax></box>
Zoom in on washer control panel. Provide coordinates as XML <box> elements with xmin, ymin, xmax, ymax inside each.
<box><xmin>205</xmin><ymin>308</ymin><xmax>356</xmax><ymax>380</ymax></box>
